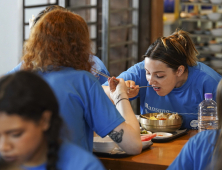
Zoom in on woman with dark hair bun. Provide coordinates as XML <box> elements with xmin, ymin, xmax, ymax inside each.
<box><xmin>103</xmin><ymin>29</ymin><xmax>221</xmax><ymax>129</ymax></box>
<box><xmin>9</xmin><ymin>5</ymin><xmax>110</xmax><ymax>85</ymax></box>
<box><xmin>8</xmin><ymin>7</ymin><xmax>142</xmax><ymax>154</ymax></box>
<box><xmin>0</xmin><ymin>71</ymin><xmax>105</xmax><ymax>170</ymax></box>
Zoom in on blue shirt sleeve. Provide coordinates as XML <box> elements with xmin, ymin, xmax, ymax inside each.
<box><xmin>167</xmin><ymin>130</ymin><xmax>217</xmax><ymax>170</ymax></box>
<box><xmin>92</xmin><ymin>55</ymin><xmax>110</xmax><ymax>85</ymax></box>
<box><xmin>167</xmin><ymin>136</ymin><xmax>194</xmax><ymax>170</ymax></box>
<box><xmin>85</xmin><ymin>79</ymin><xmax>125</xmax><ymax>137</ymax></box>
<box><xmin>6</xmin><ymin>62</ymin><xmax>22</xmax><ymax>75</ymax></box>
<box><xmin>24</xmin><ymin>141</ymin><xmax>106</xmax><ymax>170</ymax></box>
<box><xmin>59</xmin><ymin>141</ymin><xmax>106</xmax><ymax>170</ymax></box>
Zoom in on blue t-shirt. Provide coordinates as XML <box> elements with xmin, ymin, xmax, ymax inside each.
<box><xmin>103</xmin><ymin>61</ymin><xmax>221</xmax><ymax>129</ymax></box>
<box><xmin>23</xmin><ymin>141</ymin><xmax>105</xmax><ymax>170</ymax></box>
<box><xmin>7</xmin><ymin>55</ymin><xmax>110</xmax><ymax>85</ymax></box>
<box><xmin>37</xmin><ymin>67</ymin><xmax>124</xmax><ymax>152</ymax></box>
<box><xmin>91</xmin><ymin>55</ymin><xmax>110</xmax><ymax>84</ymax></box>
<box><xmin>8</xmin><ymin>66</ymin><xmax>124</xmax><ymax>152</ymax></box>
<box><xmin>167</xmin><ymin>130</ymin><xmax>218</xmax><ymax>170</ymax></box>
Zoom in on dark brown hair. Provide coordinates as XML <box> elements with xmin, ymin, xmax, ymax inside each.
<box><xmin>0</xmin><ymin>71</ymin><xmax>62</xmax><ymax>170</ymax></box>
<box><xmin>31</xmin><ymin>5</ymin><xmax>66</xmax><ymax>29</ymax></box>
<box><xmin>22</xmin><ymin>9</ymin><xmax>93</xmax><ymax>72</ymax></box>
<box><xmin>144</xmin><ymin>29</ymin><xmax>198</xmax><ymax>71</ymax></box>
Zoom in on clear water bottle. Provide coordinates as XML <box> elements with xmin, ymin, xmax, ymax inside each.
<box><xmin>198</xmin><ymin>93</ymin><xmax>218</xmax><ymax>133</ymax></box>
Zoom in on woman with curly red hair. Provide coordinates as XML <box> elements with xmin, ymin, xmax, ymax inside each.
<box><xmin>9</xmin><ymin>5</ymin><xmax>110</xmax><ymax>84</ymax></box>
<box><xmin>7</xmin><ymin>8</ymin><xmax>142</xmax><ymax>154</ymax></box>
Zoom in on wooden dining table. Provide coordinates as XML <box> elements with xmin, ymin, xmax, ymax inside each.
<box><xmin>96</xmin><ymin>130</ymin><xmax>198</xmax><ymax>170</ymax></box>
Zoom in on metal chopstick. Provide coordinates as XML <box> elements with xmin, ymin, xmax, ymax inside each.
<box><xmin>91</xmin><ymin>68</ymin><xmax>152</xmax><ymax>89</ymax></box>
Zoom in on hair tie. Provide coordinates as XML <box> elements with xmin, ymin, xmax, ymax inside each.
<box><xmin>29</xmin><ymin>15</ymin><xmax>35</xmax><ymax>29</ymax></box>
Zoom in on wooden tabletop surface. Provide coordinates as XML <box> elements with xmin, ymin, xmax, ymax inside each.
<box><xmin>97</xmin><ymin>130</ymin><xmax>198</xmax><ymax>170</ymax></box>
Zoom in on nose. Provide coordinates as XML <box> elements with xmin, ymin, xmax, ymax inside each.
<box><xmin>0</xmin><ymin>137</ymin><xmax>12</xmax><ymax>152</ymax></box>
<box><xmin>147</xmin><ymin>75</ymin><xmax>156</xmax><ymax>85</ymax></box>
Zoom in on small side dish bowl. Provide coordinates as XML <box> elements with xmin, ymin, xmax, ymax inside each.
<box><xmin>135</xmin><ymin>115</ymin><xmax>140</xmax><ymax>123</ymax></box>
<box><xmin>140</xmin><ymin>113</ymin><xmax>183</xmax><ymax>133</ymax></box>
<box><xmin>93</xmin><ymin>136</ymin><xmax>117</xmax><ymax>153</ymax></box>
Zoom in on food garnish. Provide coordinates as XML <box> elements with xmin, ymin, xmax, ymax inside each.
<box><xmin>142</xmin><ymin>113</ymin><xmax>179</xmax><ymax>120</ymax></box>
<box><xmin>141</xmin><ymin>130</ymin><xmax>148</xmax><ymax>134</ymax></box>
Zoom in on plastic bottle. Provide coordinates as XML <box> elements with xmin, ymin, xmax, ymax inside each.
<box><xmin>198</xmin><ymin>93</ymin><xmax>218</xmax><ymax>133</ymax></box>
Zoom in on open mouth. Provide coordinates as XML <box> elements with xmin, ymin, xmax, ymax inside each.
<box><xmin>153</xmin><ymin>87</ymin><xmax>160</xmax><ymax>90</ymax></box>
<box><xmin>2</xmin><ymin>156</ymin><xmax>17</xmax><ymax>162</ymax></box>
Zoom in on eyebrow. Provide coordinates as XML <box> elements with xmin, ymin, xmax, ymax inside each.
<box><xmin>145</xmin><ymin>68</ymin><xmax>165</xmax><ymax>73</ymax></box>
<box><xmin>5</xmin><ymin>129</ymin><xmax>23</xmax><ymax>134</ymax></box>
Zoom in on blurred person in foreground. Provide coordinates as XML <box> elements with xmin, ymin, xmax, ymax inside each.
<box><xmin>7</xmin><ymin>9</ymin><xmax>142</xmax><ymax>154</ymax></box>
<box><xmin>0</xmin><ymin>71</ymin><xmax>106</xmax><ymax>170</ymax></box>
<box><xmin>167</xmin><ymin>79</ymin><xmax>222</xmax><ymax>170</ymax></box>
<box><xmin>0</xmin><ymin>160</ymin><xmax>22</xmax><ymax>170</ymax></box>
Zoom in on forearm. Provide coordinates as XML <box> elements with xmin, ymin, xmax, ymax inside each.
<box><xmin>115</xmin><ymin>95</ymin><xmax>140</xmax><ymax>134</ymax></box>
<box><xmin>107</xmin><ymin>78</ymin><xmax>142</xmax><ymax>155</ymax></box>
<box><xmin>112</xmin><ymin>97</ymin><xmax>142</xmax><ymax>155</ymax></box>
<box><xmin>102</xmin><ymin>85</ymin><xmax>114</xmax><ymax>103</ymax></box>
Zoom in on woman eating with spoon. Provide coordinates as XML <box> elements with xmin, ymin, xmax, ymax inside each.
<box><xmin>103</xmin><ymin>29</ymin><xmax>222</xmax><ymax>129</ymax></box>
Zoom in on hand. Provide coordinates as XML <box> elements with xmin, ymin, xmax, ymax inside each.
<box><xmin>108</xmin><ymin>77</ymin><xmax>128</xmax><ymax>104</ymax></box>
<box><xmin>125</xmin><ymin>80</ymin><xmax>139</xmax><ymax>98</ymax></box>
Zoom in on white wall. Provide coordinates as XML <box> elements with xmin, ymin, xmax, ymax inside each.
<box><xmin>0</xmin><ymin>0</ymin><xmax>65</xmax><ymax>76</ymax></box>
<box><xmin>0</xmin><ymin>0</ymin><xmax>23</xmax><ymax>76</ymax></box>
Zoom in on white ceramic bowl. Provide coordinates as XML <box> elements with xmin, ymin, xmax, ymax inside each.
<box><xmin>209</xmin><ymin>44</ymin><xmax>222</xmax><ymax>52</ymax></box>
<box><xmin>207</xmin><ymin>13</ymin><xmax>222</xmax><ymax>21</ymax></box>
<box><xmin>211</xmin><ymin>28</ymin><xmax>222</xmax><ymax>36</ymax></box>
<box><xmin>93</xmin><ymin>136</ymin><xmax>117</xmax><ymax>153</ymax></box>
<box><xmin>210</xmin><ymin>0</ymin><xmax>222</xmax><ymax>3</ymax></box>
<box><xmin>136</xmin><ymin>115</ymin><xmax>140</xmax><ymax>123</ymax></box>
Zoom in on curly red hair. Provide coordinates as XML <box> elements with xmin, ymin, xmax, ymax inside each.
<box><xmin>22</xmin><ymin>9</ymin><xmax>93</xmax><ymax>72</ymax></box>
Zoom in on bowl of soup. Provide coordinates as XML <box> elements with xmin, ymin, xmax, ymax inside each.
<box><xmin>140</xmin><ymin>113</ymin><xmax>183</xmax><ymax>133</ymax></box>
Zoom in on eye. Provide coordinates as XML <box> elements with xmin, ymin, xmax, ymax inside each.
<box><xmin>156</xmin><ymin>75</ymin><xmax>164</xmax><ymax>78</ymax></box>
<box><xmin>11</xmin><ymin>132</ymin><xmax>23</xmax><ymax>138</ymax></box>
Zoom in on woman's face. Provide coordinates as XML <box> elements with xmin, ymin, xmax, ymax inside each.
<box><xmin>144</xmin><ymin>57</ymin><xmax>180</xmax><ymax>96</ymax></box>
<box><xmin>0</xmin><ymin>112</ymin><xmax>46</xmax><ymax>165</ymax></box>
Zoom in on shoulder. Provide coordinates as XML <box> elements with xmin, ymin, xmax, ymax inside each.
<box><xmin>185</xmin><ymin>130</ymin><xmax>218</xmax><ymax>157</ymax></box>
<box><xmin>6</xmin><ymin>62</ymin><xmax>23</xmax><ymax>75</ymax></box>
<box><xmin>92</xmin><ymin>55</ymin><xmax>103</xmax><ymax>65</ymax></box>
<box><xmin>58</xmin><ymin>141</ymin><xmax>105</xmax><ymax>170</ymax></box>
<box><xmin>120</xmin><ymin>61</ymin><xmax>145</xmax><ymax>76</ymax></box>
<box><xmin>189</xmin><ymin>130</ymin><xmax>218</xmax><ymax>144</ymax></box>
<box><xmin>128</xmin><ymin>61</ymin><xmax>145</xmax><ymax>71</ymax></box>
<box><xmin>41</xmin><ymin>67</ymin><xmax>98</xmax><ymax>84</ymax></box>
<box><xmin>167</xmin><ymin>130</ymin><xmax>218</xmax><ymax>170</ymax></box>
<box><xmin>91</xmin><ymin>56</ymin><xmax>109</xmax><ymax>71</ymax></box>
<box><xmin>191</xmin><ymin>62</ymin><xmax>221</xmax><ymax>82</ymax></box>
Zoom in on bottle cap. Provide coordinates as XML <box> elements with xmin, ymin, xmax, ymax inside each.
<box><xmin>205</xmin><ymin>93</ymin><xmax>212</xmax><ymax>100</ymax></box>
